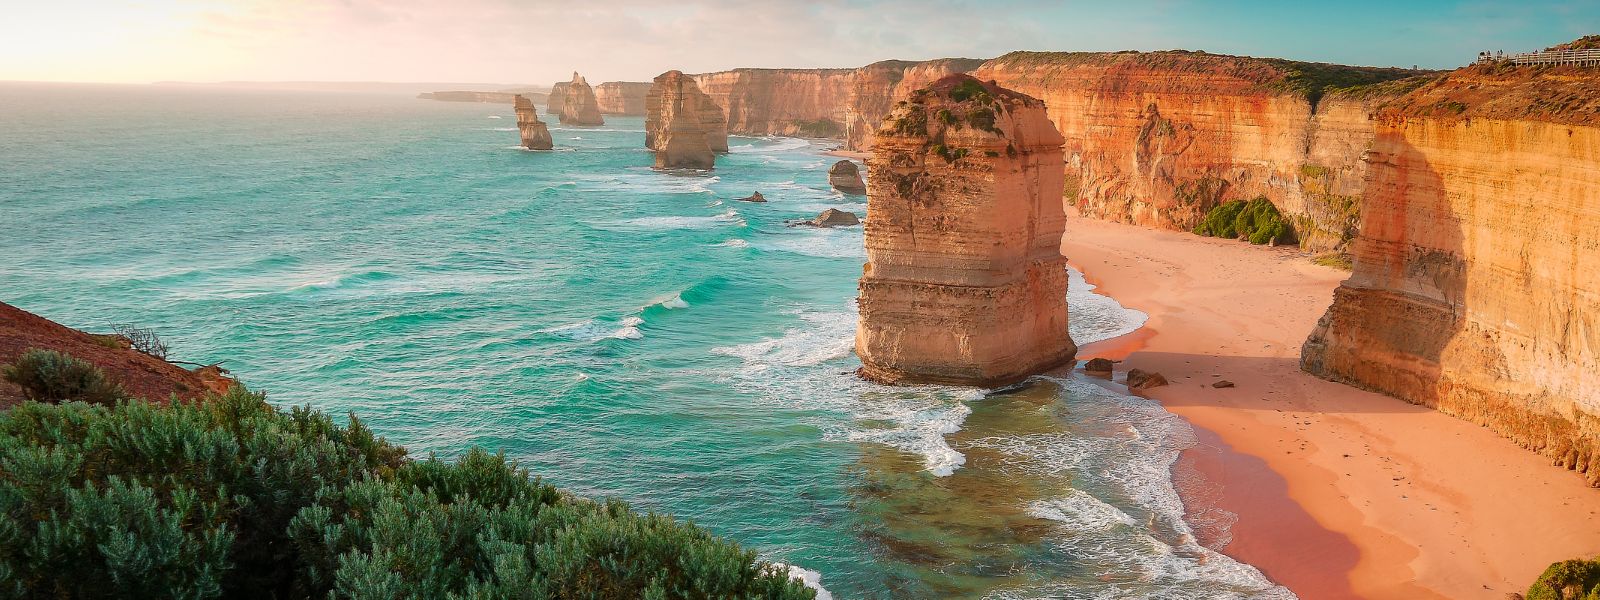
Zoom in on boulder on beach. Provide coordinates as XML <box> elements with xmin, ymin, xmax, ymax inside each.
<box><xmin>737</xmin><ymin>191</ymin><xmax>766</xmax><ymax>203</ymax></box>
<box><xmin>1084</xmin><ymin>357</ymin><xmax>1114</xmax><ymax>375</ymax></box>
<box><xmin>790</xmin><ymin>208</ymin><xmax>860</xmax><ymax>228</ymax></box>
<box><xmin>1212</xmin><ymin>380</ymin><xmax>1235</xmax><ymax>388</ymax></box>
<box><xmin>828</xmin><ymin>160</ymin><xmax>867</xmax><ymax>194</ymax></box>
<box><xmin>1126</xmin><ymin>368</ymin><xmax>1169</xmax><ymax>390</ymax></box>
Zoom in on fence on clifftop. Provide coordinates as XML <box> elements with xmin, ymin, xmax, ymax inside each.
<box><xmin>1476</xmin><ymin>49</ymin><xmax>1600</xmax><ymax>67</ymax></box>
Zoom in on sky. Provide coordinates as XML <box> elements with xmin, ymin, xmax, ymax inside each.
<box><xmin>0</xmin><ymin>0</ymin><xmax>1595</xmax><ymax>85</ymax></box>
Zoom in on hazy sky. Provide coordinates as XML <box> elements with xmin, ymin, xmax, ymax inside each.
<box><xmin>2</xmin><ymin>0</ymin><xmax>1595</xmax><ymax>85</ymax></box>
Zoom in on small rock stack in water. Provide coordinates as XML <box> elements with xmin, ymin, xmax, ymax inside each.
<box><xmin>513</xmin><ymin>95</ymin><xmax>553</xmax><ymax>150</ymax></box>
<box><xmin>855</xmin><ymin>74</ymin><xmax>1076</xmax><ymax>387</ymax></box>
<box><xmin>558</xmin><ymin>72</ymin><xmax>605</xmax><ymax>126</ymax></box>
<box><xmin>645</xmin><ymin>70</ymin><xmax>729</xmax><ymax>170</ymax></box>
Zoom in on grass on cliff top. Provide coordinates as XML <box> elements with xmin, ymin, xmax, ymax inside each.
<box><xmin>1526</xmin><ymin>556</ymin><xmax>1600</xmax><ymax>600</ymax></box>
<box><xmin>1259</xmin><ymin>59</ymin><xmax>1436</xmax><ymax>107</ymax></box>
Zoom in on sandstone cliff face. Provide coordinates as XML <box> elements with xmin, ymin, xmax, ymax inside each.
<box><xmin>594</xmin><ymin>82</ymin><xmax>651</xmax><ymax>115</ymax></box>
<box><xmin>692</xmin><ymin>68</ymin><xmax>856</xmax><ymax>138</ymax></box>
<box><xmin>1303</xmin><ymin>64</ymin><xmax>1600</xmax><ymax>484</ymax></box>
<box><xmin>645</xmin><ymin>70</ymin><xmax>727</xmax><ymax>169</ymax></box>
<box><xmin>558</xmin><ymin>72</ymin><xmax>604</xmax><ymax>126</ymax></box>
<box><xmin>972</xmin><ymin>52</ymin><xmax>1426</xmax><ymax>252</ymax></box>
<box><xmin>513</xmin><ymin>95</ymin><xmax>553</xmax><ymax>150</ymax></box>
<box><xmin>856</xmin><ymin>75</ymin><xmax>1075</xmax><ymax>387</ymax></box>
<box><xmin>546</xmin><ymin>82</ymin><xmax>569</xmax><ymax>114</ymax></box>
<box><xmin>843</xmin><ymin>58</ymin><xmax>987</xmax><ymax>151</ymax></box>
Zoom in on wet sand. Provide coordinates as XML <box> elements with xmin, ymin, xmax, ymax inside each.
<box><xmin>1062</xmin><ymin>214</ymin><xmax>1600</xmax><ymax>599</ymax></box>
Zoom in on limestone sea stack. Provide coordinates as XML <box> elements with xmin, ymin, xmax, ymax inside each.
<box><xmin>645</xmin><ymin>70</ymin><xmax>729</xmax><ymax>170</ymax></box>
<box><xmin>855</xmin><ymin>75</ymin><xmax>1075</xmax><ymax>387</ymax></box>
<box><xmin>512</xmin><ymin>95</ymin><xmax>553</xmax><ymax>150</ymax></box>
<box><xmin>558</xmin><ymin>72</ymin><xmax>604</xmax><ymax>126</ymax></box>
<box><xmin>828</xmin><ymin>160</ymin><xmax>867</xmax><ymax>194</ymax></box>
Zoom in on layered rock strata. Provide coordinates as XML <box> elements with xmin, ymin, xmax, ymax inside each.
<box><xmin>645</xmin><ymin>70</ymin><xmax>728</xmax><ymax>169</ymax></box>
<box><xmin>557</xmin><ymin>72</ymin><xmax>604</xmax><ymax>126</ymax></box>
<box><xmin>973</xmin><ymin>52</ymin><xmax>1429</xmax><ymax>252</ymax></box>
<box><xmin>513</xmin><ymin>95</ymin><xmax>553</xmax><ymax>150</ymax></box>
<box><xmin>594</xmin><ymin>82</ymin><xmax>652</xmax><ymax>115</ymax></box>
<box><xmin>856</xmin><ymin>75</ymin><xmax>1075</xmax><ymax>387</ymax></box>
<box><xmin>1302</xmin><ymin>62</ymin><xmax>1600</xmax><ymax>484</ymax></box>
<box><xmin>828</xmin><ymin>160</ymin><xmax>867</xmax><ymax>194</ymax></box>
<box><xmin>546</xmin><ymin>82</ymin><xmax>569</xmax><ymax>114</ymax></box>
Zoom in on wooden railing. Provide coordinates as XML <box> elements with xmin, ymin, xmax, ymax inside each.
<box><xmin>1476</xmin><ymin>49</ymin><xmax>1600</xmax><ymax>67</ymax></box>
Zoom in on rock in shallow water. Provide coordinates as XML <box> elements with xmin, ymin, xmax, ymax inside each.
<box><xmin>1084</xmin><ymin>357</ymin><xmax>1114</xmax><ymax>375</ymax></box>
<box><xmin>789</xmin><ymin>208</ymin><xmax>859</xmax><ymax>228</ymax></box>
<box><xmin>736</xmin><ymin>191</ymin><xmax>766</xmax><ymax>203</ymax></box>
<box><xmin>827</xmin><ymin>160</ymin><xmax>867</xmax><ymax>194</ymax></box>
<box><xmin>1126</xmin><ymin>368</ymin><xmax>1168</xmax><ymax>390</ymax></box>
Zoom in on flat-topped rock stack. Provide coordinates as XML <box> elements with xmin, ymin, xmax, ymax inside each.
<box><xmin>558</xmin><ymin>72</ymin><xmax>604</xmax><ymax>126</ymax></box>
<box><xmin>645</xmin><ymin>70</ymin><xmax>729</xmax><ymax>170</ymax></box>
<box><xmin>855</xmin><ymin>74</ymin><xmax>1075</xmax><ymax>387</ymax></box>
<box><xmin>513</xmin><ymin>95</ymin><xmax>553</xmax><ymax>150</ymax></box>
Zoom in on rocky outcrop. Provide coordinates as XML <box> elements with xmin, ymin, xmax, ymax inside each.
<box><xmin>736</xmin><ymin>192</ymin><xmax>766</xmax><ymax>203</ymax></box>
<box><xmin>1302</xmin><ymin>60</ymin><xmax>1600</xmax><ymax>484</ymax></box>
<box><xmin>828</xmin><ymin>160</ymin><xmax>867</xmax><ymax>194</ymax></box>
<box><xmin>1126</xmin><ymin>369</ymin><xmax>1169</xmax><ymax>390</ymax></box>
<box><xmin>0</xmin><ymin>302</ymin><xmax>235</xmax><ymax>407</ymax></box>
<box><xmin>513</xmin><ymin>95</ymin><xmax>553</xmax><ymax>150</ymax></box>
<box><xmin>972</xmin><ymin>52</ymin><xmax>1430</xmax><ymax>253</ymax></box>
<box><xmin>557</xmin><ymin>72</ymin><xmax>604</xmax><ymax>126</ymax></box>
<box><xmin>842</xmin><ymin>58</ymin><xmax>987</xmax><ymax>151</ymax></box>
<box><xmin>594</xmin><ymin>82</ymin><xmax>651</xmax><ymax>115</ymax></box>
<box><xmin>546</xmin><ymin>82</ymin><xmax>569</xmax><ymax>114</ymax></box>
<box><xmin>856</xmin><ymin>75</ymin><xmax>1075</xmax><ymax>387</ymax></box>
<box><xmin>645</xmin><ymin>70</ymin><xmax>727</xmax><ymax>170</ymax></box>
<box><xmin>790</xmin><ymin>209</ymin><xmax>859</xmax><ymax>228</ymax></box>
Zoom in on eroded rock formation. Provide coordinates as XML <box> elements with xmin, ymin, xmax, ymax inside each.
<box><xmin>1302</xmin><ymin>61</ymin><xmax>1600</xmax><ymax>484</ymax></box>
<box><xmin>645</xmin><ymin>70</ymin><xmax>727</xmax><ymax>169</ymax></box>
<box><xmin>558</xmin><ymin>72</ymin><xmax>604</xmax><ymax>126</ymax></box>
<box><xmin>828</xmin><ymin>160</ymin><xmax>867</xmax><ymax>194</ymax></box>
<box><xmin>594</xmin><ymin>82</ymin><xmax>652</xmax><ymax>115</ymax></box>
<box><xmin>973</xmin><ymin>52</ymin><xmax>1429</xmax><ymax>253</ymax></box>
<box><xmin>546</xmin><ymin>81</ymin><xmax>569</xmax><ymax>114</ymax></box>
<box><xmin>513</xmin><ymin>95</ymin><xmax>553</xmax><ymax>150</ymax></box>
<box><xmin>856</xmin><ymin>75</ymin><xmax>1075</xmax><ymax>387</ymax></box>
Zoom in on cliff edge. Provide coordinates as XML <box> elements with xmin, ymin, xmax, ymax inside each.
<box><xmin>1302</xmin><ymin>53</ymin><xmax>1600</xmax><ymax>484</ymax></box>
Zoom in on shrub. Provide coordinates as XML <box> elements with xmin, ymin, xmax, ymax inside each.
<box><xmin>1527</xmin><ymin>557</ymin><xmax>1600</xmax><ymax>600</ymax></box>
<box><xmin>111</xmin><ymin>324</ymin><xmax>169</xmax><ymax>360</ymax></box>
<box><xmin>948</xmin><ymin>79</ymin><xmax>990</xmax><ymax>103</ymax></box>
<box><xmin>1</xmin><ymin>348</ymin><xmax>124</xmax><ymax>404</ymax></box>
<box><xmin>1193</xmin><ymin>197</ymin><xmax>1295</xmax><ymax>245</ymax></box>
<box><xmin>0</xmin><ymin>390</ymin><xmax>814</xmax><ymax>599</ymax></box>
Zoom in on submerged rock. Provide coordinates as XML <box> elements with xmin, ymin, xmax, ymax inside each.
<box><xmin>736</xmin><ymin>191</ymin><xmax>766</xmax><ymax>203</ymax></box>
<box><xmin>513</xmin><ymin>95</ymin><xmax>553</xmax><ymax>150</ymax></box>
<box><xmin>1126</xmin><ymin>369</ymin><xmax>1169</xmax><ymax>390</ymax></box>
<box><xmin>855</xmin><ymin>74</ymin><xmax>1075</xmax><ymax>387</ymax></box>
<box><xmin>645</xmin><ymin>70</ymin><xmax>728</xmax><ymax>169</ymax></box>
<box><xmin>558</xmin><ymin>72</ymin><xmax>604</xmax><ymax>126</ymax></box>
<box><xmin>790</xmin><ymin>209</ymin><xmax>860</xmax><ymax>228</ymax></box>
<box><xmin>827</xmin><ymin>160</ymin><xmax>867</xmax><ymax>194</ymax></box>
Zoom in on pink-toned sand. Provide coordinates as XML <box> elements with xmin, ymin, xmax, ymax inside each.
<box><xmin>1063</xmin><ymin>215</ymin><xmax>1600</xmax><ymax>599</ymax></box>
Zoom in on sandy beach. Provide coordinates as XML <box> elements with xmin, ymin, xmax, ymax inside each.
<box><xmin>1062</xmin><ymin>214</ymin><xmax>1600</xmax><ymax>599</ymax></box>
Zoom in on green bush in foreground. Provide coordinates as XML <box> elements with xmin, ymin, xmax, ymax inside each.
<box><xmin>0</xmin><ymin>389</ymin><xmax>813</xmax><ymax>599</ymax></box>
<box><xmin>1527</xmin><ymin>557</ymin><xmax>1600</xmax><ymax>600</ymax></box>
<box><xmin>1193</xmin><ymin>197</ymin><xmax>1295</xmax><ymax>246</ymax></box>
<box><xmin>1</xmin><ymin>348</ymin><xmax>124</xmax><ymax>404</ymax></box>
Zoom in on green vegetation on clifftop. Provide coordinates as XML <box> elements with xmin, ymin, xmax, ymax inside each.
<box><xmin>0</xmin><ymin>379</ymin><xmax>813</xmax><ymax>598</ymax></box>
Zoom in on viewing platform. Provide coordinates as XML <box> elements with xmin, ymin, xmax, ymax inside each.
<box><xmin>1477</xmin><ymin>48</ymin><xmax>1600</xmax><ymax>67</ymax></box>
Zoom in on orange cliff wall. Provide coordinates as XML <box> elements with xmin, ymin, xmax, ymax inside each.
<box><xmin>1303</xmin><ymin>64</ymin><xmax>1600</xmax><ymax>484</ymax></box>
<box><xmin>594</xmin><ymin>82</ymin><xmax>651</xmax><ymax>115</ymax></box>
<box><xmin>972</xmin><ymin>52</ymin><xmax>1422</xmax><ymax>252</ymax></box>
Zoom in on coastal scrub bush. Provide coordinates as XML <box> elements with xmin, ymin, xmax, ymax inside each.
<box><xmin>0</xmin><ymin>389</ymin><xmax>815</xmax><ymax>599</ymax></box>
<box><xmin>1526</xmin><ymin>557</ymin><xmax>1600</xmax><ymax>600</ymax></box>
<box><xmin>1</xmin><ymin>348</ymin><xmax>124</xmax><ymax>404</ymax></box>
<box><xmin>1193</xmin><ymin>197</ymin><xmax>1294</xmax><ymax>245</ymax></box>
<box><xmin>948</xmin><ymin>79</ymin><xmax>991</xmax><ymax>104</ymax></box>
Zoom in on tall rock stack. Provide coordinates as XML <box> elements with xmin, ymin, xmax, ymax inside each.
<box><xmin>645</xmin><ymin>70</ymin><xmax>729</xmax><ymax>170</ymax></box>
<box><xmin>855</xmin><ymin>74</ymin><xmax>1075</xmax><ymax>387</ymax></box>
<box><xmin>558</xmin><ymin>72</ymin><xmax>604</xmax><ymax>126</ymax></box>
<box><xmin>1302</xmin><ymin>58</ymin><xmax>1600</xmax><ymax>484</ymax></box>
<box><xmin>512</xmin><ymin>95</ymin><xmax>553</xmax><ymax>150</ymax></box>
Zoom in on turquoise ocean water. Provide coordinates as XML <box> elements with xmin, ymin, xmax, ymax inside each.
<box><xmin>0</xmin><ymin>83</ymin><xmax>1292</xmax><ymax>599</ymax></box>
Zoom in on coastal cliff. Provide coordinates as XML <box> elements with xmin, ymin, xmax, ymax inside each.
<box><xmin>1302</xmin><ymin>60</ymin><xmax>1600</xmax><ymax>484</ymax></box>
<box><xmin>843</xmin><ymin>58</ymin><xmax>986</xmax><ymax>151</ymax></box>
<box><xmin>557</xmin><ymin>73</ymin><xmax>604</xmax><ymax>126</ymax></box>
<box><xmin>418</xmin><ymin>90</ymin><xmax>547</xmax><ymax>105</ymax></box>
<box><xmin>856</xmin><ymin>75</ymin><xmax>1075</xmax><ymax>387</ymax></box>
<box><xmin>645</xmin><ymin>70</ymin><xmax>727</xmax><ymax>169</ymax></box>
<box><xmin>594</xmin><ymin>82</ymin><xmax>651</xmax><ymax>115</ymax></box>
<box><xmin>513</xmin><ymin>95</ymin><xmax>553</xmax><ymax>150</ymax></box>
<box><xmin>973</xmin><ymin>52</ymin><xmax>1427</xmax><ymax>252</ymax></box>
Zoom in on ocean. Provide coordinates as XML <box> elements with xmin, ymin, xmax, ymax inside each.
<box><xmin>0</xmin><ymin>83</ymin><xmax>1291</xmax><ymax>599</ymax></box>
